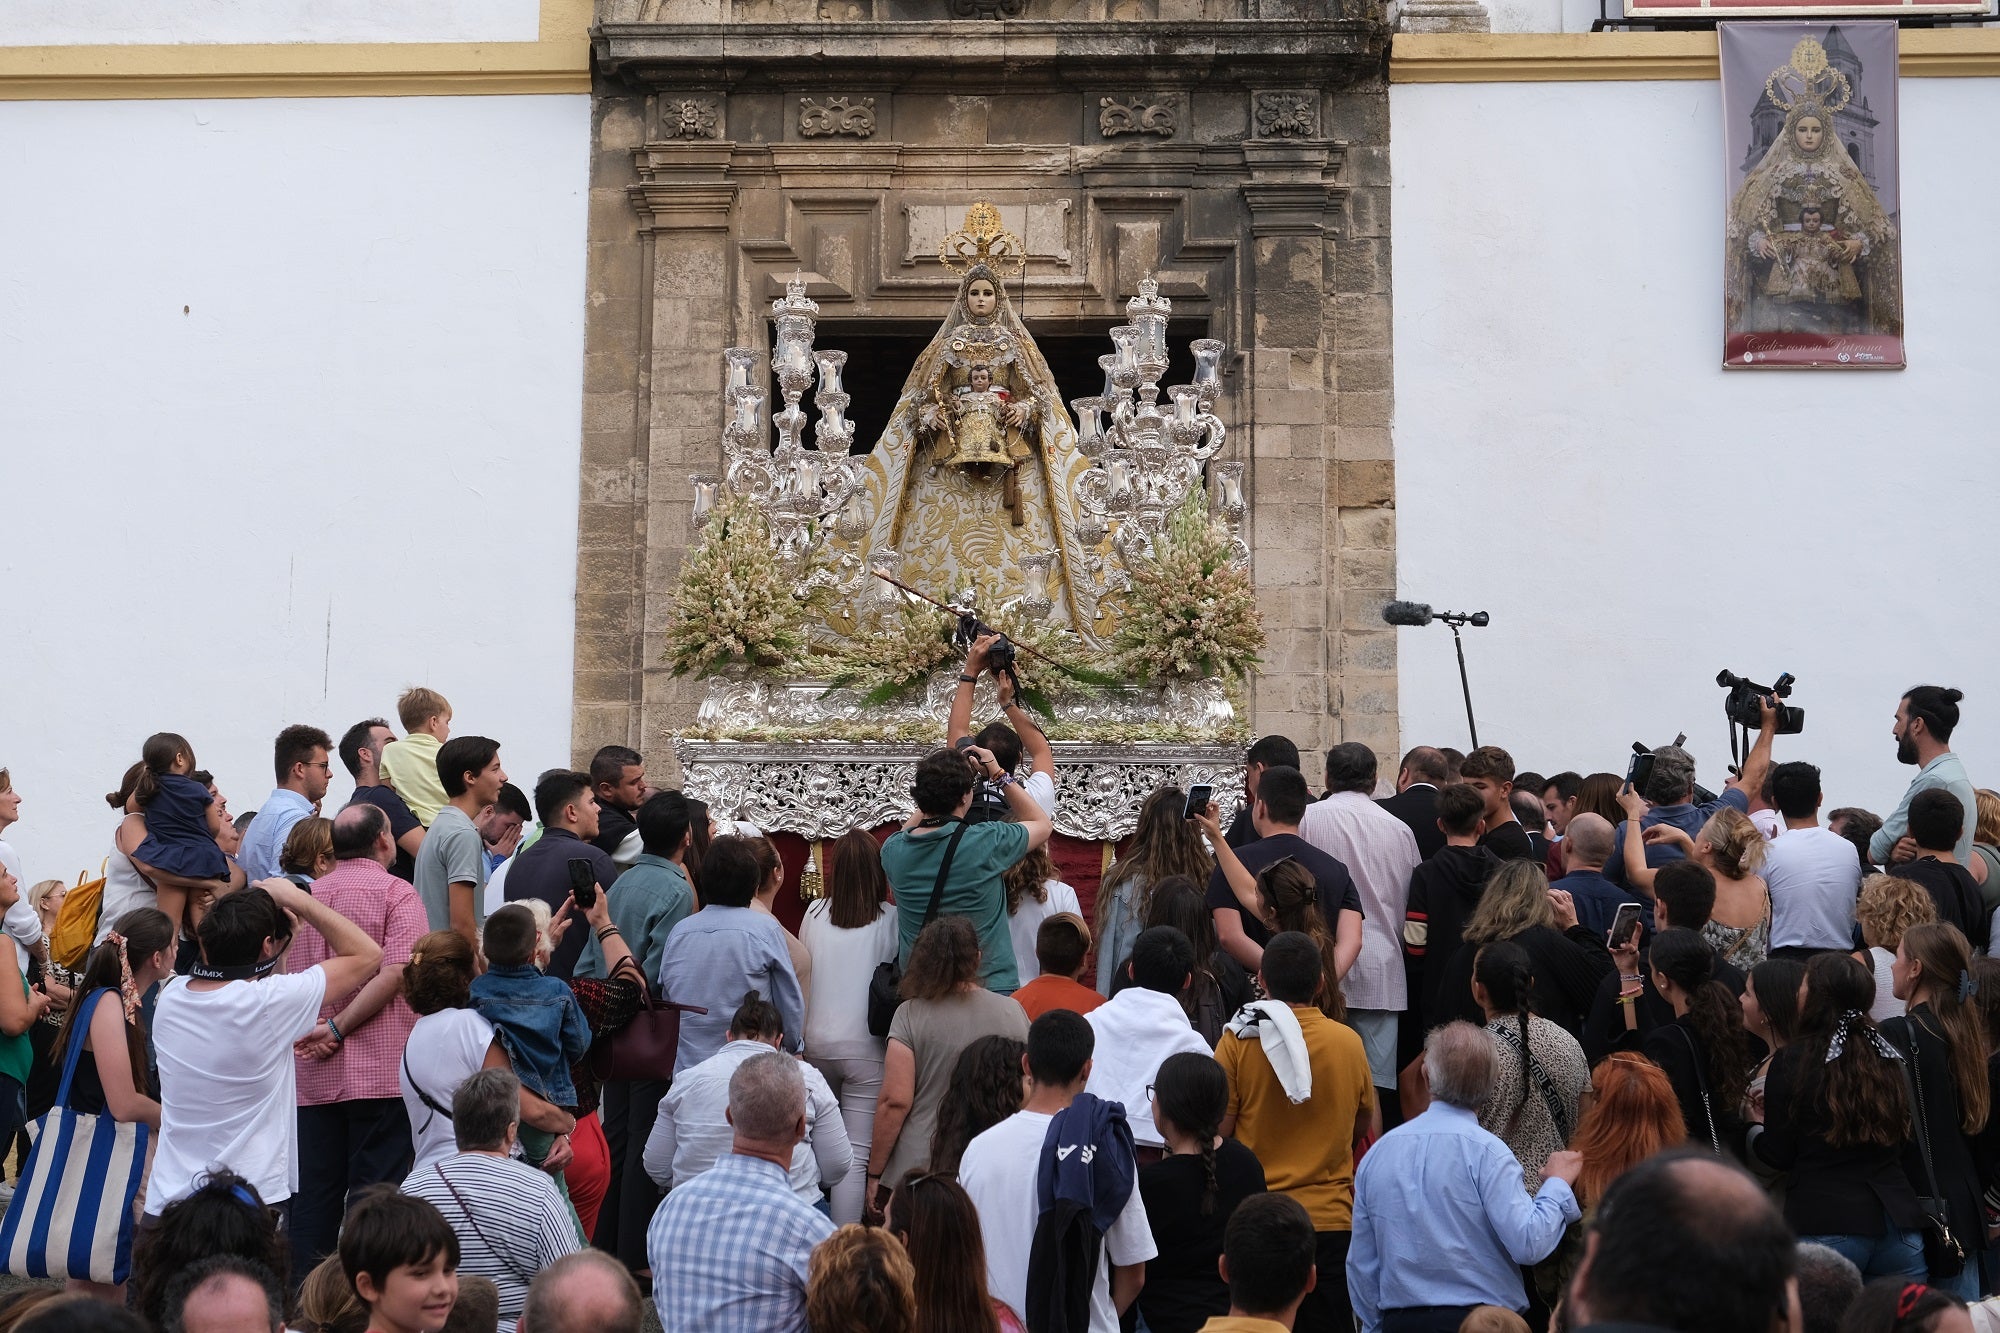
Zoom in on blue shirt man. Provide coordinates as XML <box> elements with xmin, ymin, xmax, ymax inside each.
<box><xmin>659</xmin><ymin>904</ymin><xmax>804</xmax><ymax>1075</ymax></box>
<box><xmin>1605</xmin><ymin>711</ymin><xmax>1774</xmax><ymax>892</ymax></box>
<box><xmin>240</xmin><ymin>726</ymin><xmax>335</xmax><ymax>882</ymax></box>
<box><xmin>1348</xmin><ymin>1023</ymin><xmax>1581</xmax><ymax>1332</ymax></box>
<box><xmin>1874</xmin><ymin>751</ymin><xmax>1978</xmax><ymax>867</ymax></box>
<box><xmin>648</xmin><ymin>1052</ymin><xmax>835</xmax><ymax>1333</ymax></box>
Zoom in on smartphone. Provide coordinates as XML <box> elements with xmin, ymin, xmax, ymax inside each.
<box><xmin>1608</xmin><ymin>901</ymin><xmax>1645</xmax><ymax>949</ymax></box>
<box><xmin>1183</xmin><ymin>783</ymin><xmax>1214</xmax><ymax>820</ymax></box>
<box><xmin>1625</xmin><ymin>751</ymin><xmax>1656</xmax><ymax>795</ymax></box>
<box><xmin>566</xmin><ymin>857</ymin><xmax>599</xmax><ymax>910</ymax></box>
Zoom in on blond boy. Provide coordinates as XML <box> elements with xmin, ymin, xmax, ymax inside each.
<box><xmin>380</xmin><ymin>688</ymin><xmax>452</xmax><ymax>827</ymax></box>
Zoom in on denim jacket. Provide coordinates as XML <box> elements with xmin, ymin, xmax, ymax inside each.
<box><xmin>469</xmin><ymin>963</ymin><xmax>592</xmax><ymax>1108</ymax></box>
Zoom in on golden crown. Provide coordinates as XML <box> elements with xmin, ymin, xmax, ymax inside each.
<box><xmin>940</xmin><ymin>201</ymin><xmax>1026</xmax><ymax>278</ymax></box>
<box><xmin>1766</xmin><ymin>37</ymin><xmax>1852</xmax><ymax>116</ymax></box>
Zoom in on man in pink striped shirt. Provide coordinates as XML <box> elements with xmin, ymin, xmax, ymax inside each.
<box><xmin>288</xmin><ymin>803</ymin><xmax>429</xmax><ymax>1276</ymax></box>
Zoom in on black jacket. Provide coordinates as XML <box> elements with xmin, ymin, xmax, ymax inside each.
<box><xmin>592</xmin><ymin>801</ymin><xmax>639</xmax><ymax>862</ymax></box>
<box><xmin>1438</xmin><ymin>923</ymin><xmax>1615</xmax><ymax>1038</ymax></box>
<box><xmin>1882</xmin><ymin>1006</ymin><xmax>1986</xmax><ymax>1259</ymax></box>
<box><xmin>1402</xmin><ymin>843</ymin><xmax>1501</xmax><ymax>1031</ymax></box>
<box><xmin>1752</xmin><ymin>1042</ymin><xmax>1923</xmax><ymax>1235</ymax></box>
<box><xmin>1377</xmin><ymin>785</ymin><xmax>1444</xmax><ymax>860</ymax></box>
<box><xmin>1643</xmin><ymin>1014</ymin><xmax>1746</xmax><ymax>1158</ymax></box>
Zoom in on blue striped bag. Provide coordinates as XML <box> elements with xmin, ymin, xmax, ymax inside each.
<box><xmin>0</xmin><ymin>989</ymin><xmax>149</xmax><ymax>1284</ymax></box>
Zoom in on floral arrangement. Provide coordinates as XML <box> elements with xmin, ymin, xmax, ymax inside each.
<box><xmin>663</xmin><ymin>492</ymin><xmax>813</xmax><ymax>677</ymax></box>
<box><xmin>1111</xmin><ymin>489</ymin><xmax>1264</xmax><ymax>682</ymax></box>
<box><xmin>813</xmin><ymin>597</ymin><xmax>961</xmax><ymax>706</ymax></box>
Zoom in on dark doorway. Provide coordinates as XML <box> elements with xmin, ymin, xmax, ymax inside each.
<box><xmin>768</xmin><ymin>319</ymin><xmax>1211</xmax><ymax>455</ymax></box>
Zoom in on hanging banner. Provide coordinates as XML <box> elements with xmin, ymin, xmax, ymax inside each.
<box><xmin>1722</xmin><ymin>22</ymin><xmax>1905</xmax><ymax>369</ymax></box>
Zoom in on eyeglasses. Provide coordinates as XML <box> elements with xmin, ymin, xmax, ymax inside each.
<box><xmin>1144</xmin><ymin>1083</ymin><xmax>1156</xmax><ymax>1102</ymax></box>
<box><xmin>305</xmin><ymin>762</ymin><xmax>332</xmax><ymax>772</ymax></box>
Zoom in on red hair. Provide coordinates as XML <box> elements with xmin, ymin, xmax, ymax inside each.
<box><xmin>1569</xmin><ymin>1052</ymin><xmax>1687</xmax><ymax>1207</ymax></box>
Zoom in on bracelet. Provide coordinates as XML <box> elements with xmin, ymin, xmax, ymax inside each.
<box><xmin>325</xmin><ymin>1017</ymin><xmax>345</xmax><ymax>1044</ymax></box>
<box><xmin>1614</xmin><ymin>994</ymin><xmax>1638</xmax><ymax>1008</ymax></box>
<box><xmin>957</xmin><ymin>674</ymin><xmax>978</xmax><ymax>684</ymax></box>
<box><xmin>595</xmin><ymin>925</ymin><xmax>620</xmax><ymax>941</ymax></box>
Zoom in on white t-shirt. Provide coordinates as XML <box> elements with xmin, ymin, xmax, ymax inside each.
<box><xmin>96</xmin><ymin>822</ymin><xmax>157</xmax><ymax>947</ymax></box>
<box><xmin>958</xmin><ymin>1109</ymin><xmax>1155</xmax><ymax>1333</ymax></box>
<box><xmin>147</xmin><ymin>970</ymin><xmax>328</xmax><ymax>1213</ymax></box>
<box><xmin>401</xmin><ymin>1008</ymin><xmax>498</xmax><ymax>1173</ymax></box>
<box><xmin>800</xmin><ymin>900</ymin><xmax>899</xmax><ymax>1061</ymax></box>
<box><xmin>483</xmin><ymin>856</ymin><xmax>512</xmax><ymax>921</ymax></box>
<box><xmin>1022</xmin><ymin>770</ymin><xmax>1057</xmax><ymax>820</ymax></box>
<box><xmin>1764</xmin><ymin>825</ymin><xmax>1865</xmax><ymax>951</ymax></box>
<box><xmin>1007</xmin><ymin>880</ymin><xmax>1082</xmax><ymax>983</ymax></box>
<box><xmin>0</xmin><ymin>842</ymin><xmax>39</xmax><ymax>976</ymax></box>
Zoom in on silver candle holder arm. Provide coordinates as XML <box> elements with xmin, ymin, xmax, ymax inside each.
<box><xmin>703</xmin><ymin>275</ymin><xmax>873</xmax><ymax>616</ymax></box>
<box><xmin>1069</xmin><ymin>278</ymin><xmax>1246</xmax><ymax>624</ymax></box>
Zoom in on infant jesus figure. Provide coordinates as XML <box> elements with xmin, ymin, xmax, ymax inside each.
<box><xmin>938</xmin><ymin>363</ymin><xmax>1035</xmax><ymax>524</ymax></box>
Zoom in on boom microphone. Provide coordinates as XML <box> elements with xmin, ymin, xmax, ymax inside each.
<box><xmin>1381</xmin><ymin>600</ymin><xmax>1434</xmax><ymax>627</ymax></box>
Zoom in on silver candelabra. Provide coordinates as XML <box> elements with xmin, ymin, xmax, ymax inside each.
<box><xmin>1069</xmin><ymin>279</ymin><xmax>1246</xmax><ymax>620</ymax></box>
<box><xmin>691</xmin><ymin>275</ymin><xmax>868</xmax><ymax>606</ymax></box>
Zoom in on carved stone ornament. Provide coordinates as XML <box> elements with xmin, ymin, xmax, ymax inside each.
<box><xmin>675</xmin><ymin>738</ymin><xmax>1243</xmax><ymax>841</ymax></box>
<box><xmin>661</xmin><ymin>97</ymin><xmax>720</xmax><ymax>139</ymax></box>
<box><xmin>948</xmin><ymin>0</ymin><xmax>1027</xmax><ymax>15</ymax></box>
<box><xmin>1098</xmin><ymin>96</ymin><xmax>1177</xmax><ymax>139</ymax></box>
<box><xmin>799</xmin><ymin>96</ymin><xmax>877</xmax><ymax>139</ymax></box>
<box><xmin>1253</xmin><ymin>91</ymin><xmax>1318</xmax><ymax>139</ymax></box>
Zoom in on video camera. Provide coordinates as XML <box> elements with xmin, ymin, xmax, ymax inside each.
<box><xmin>1717</xmin><ymin>670</ymin><xmax>1805</xmax><ymax>735</ymax></box>
<box><xmin>954</xmin><ymin>613</ymin><xmax>1019</xmax><ymax>692</ymax></box>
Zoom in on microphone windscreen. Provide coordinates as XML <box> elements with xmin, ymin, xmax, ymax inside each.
<box><xmin>1381</xmin><ymin>600</ymin><xmax>1434</xmax><ymax>627</ymax></box>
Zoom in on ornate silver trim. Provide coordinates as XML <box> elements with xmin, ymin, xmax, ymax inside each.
<box><xmin>675</xmin><ymin>738</ymin><xmax>1243</xmax><ymax>842</ymax></box>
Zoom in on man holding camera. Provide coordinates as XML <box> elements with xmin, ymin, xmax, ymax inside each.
<box><xmin>949</xmin><ymin>633</ymin><xmax>1057</xmax><ymax>819</ymax></box>
<box><xmin>1605</xmin><ymin>697</ymin><xmax>1777</xmax><ymax>893</ymax></box>
<box><xmin>882</xmin><ymin>744</ymin><xmax>1054</xmax><ymax>994</ymax></box>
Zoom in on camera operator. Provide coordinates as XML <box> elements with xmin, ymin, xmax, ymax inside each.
<box><xmin>145</xmin><ymin>879</ymin><xmax>385</xmax><ymax>1223</ymax></box>
<box><xmin>1606</xmin><ymin>696</ymin><xmax>1777</xmax><ymax>893</ymax></box>
<box><xmin>947</xmin><ymin>632</ymin><xmax>1056</xmax><ymax>821</ymax></box>
<box><xmin>881</xmin><ymin>744</ymin><xmax>1054</xmax><ymax>994</ymax></box>
<box><xmin>1872</xmin><ymin>685</ymin><xmax>1977</xmax><ymax>867</ymax></box>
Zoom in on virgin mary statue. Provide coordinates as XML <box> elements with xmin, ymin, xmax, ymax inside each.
<box><xmin>853</xmin><ymin>204</ymin><xmax>1097</xmax><ymax>633</ymax></box>
<box><xmin>1726</xmin><ymin>37</ymin><xmax>1901</xmax><ymax>341</ymax></box>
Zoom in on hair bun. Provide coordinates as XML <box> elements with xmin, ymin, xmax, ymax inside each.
<box><xmin>1945</xmin><ymin>688</ymin><xmax>1965</xmax><ymax>705</ymax></box>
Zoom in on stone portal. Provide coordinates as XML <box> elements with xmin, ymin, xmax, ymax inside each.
<box><xmin>571</xmin><ymin>0</ymin><xmax>1402</xmax><ymax>786</ymax></box>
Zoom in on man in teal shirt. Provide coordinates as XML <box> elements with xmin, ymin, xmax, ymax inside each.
<box><xmin>574</xmin><ymin>788</ymin><xmax>696</xmax><ymax>1267</ymax></box>
<box><xmin>880</xmin><ymin>746</ymin><xmax>1054</xmax><ymax>993</ymax></box>
<box><xmin>1874</xmin><ymin>685</ymin><xmax>1978</xmax><ymax>866</ymax></box>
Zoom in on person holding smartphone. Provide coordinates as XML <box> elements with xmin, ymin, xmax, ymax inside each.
<box><xmin>499</xmin><ymin>771</ymin><xmax>618</xmax><ymax>981</ymax></box>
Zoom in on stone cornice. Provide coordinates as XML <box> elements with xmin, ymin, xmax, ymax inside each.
<box><xmin>594</xmin><ymin>20</ymin><xmax>1387</xmax><ymax>89</ymax></box>
<box><xmin>1390</xmin><ymin>28</ymin><xmax>2000</xmax><ymax>83</ymax></box>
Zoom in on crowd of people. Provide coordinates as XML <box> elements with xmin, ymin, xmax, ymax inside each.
<box><xmin>0</xmin><ymin>660</ymin><xmax>1996</xmax><ymax>1333</ymax></box>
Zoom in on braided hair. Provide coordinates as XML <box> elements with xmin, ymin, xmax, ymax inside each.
<box><xmin>1152</xmin><ymin>1052</ymin><xmax>1229</xmax><ymax>1214</ymax></box>
<box><xmin>1474</xmin><ymin>940</ymin><xmax>1536</xmax><ymax>1121</ymax></box>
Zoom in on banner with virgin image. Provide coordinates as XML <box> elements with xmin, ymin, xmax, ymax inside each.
<box><xmin>1722</xmin><ymin>21</ymin><xmax>1904</xmax><ymax>369</ymax></box>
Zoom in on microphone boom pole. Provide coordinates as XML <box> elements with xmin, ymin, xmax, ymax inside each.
<box><xmin>1381</xmin><ymin>600</ymin><xmax>1488</xmax><ymax>748</ymax></box>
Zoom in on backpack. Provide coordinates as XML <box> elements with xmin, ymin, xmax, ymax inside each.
<box><xmin>49</xmin><ymin>862</ymin><xmax>107</xmax><ymax>970</ymax></box>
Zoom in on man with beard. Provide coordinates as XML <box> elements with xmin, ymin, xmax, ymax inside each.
<box><xmin>1871</xmin><ymin>685</ymin><xmax>1977</xmax><ymax>867</ymax></box>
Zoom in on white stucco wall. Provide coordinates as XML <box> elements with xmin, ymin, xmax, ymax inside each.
<box><xmin>2</xmin><ymin>0</ymin><xmax>542</xmax><ymax>46</ymax></box>
<box><xmin>1391</xmin><ymin>77</ymin><xmax>1995</xmax><ymax>818</ymax></box>
<box><xmin>0</xmin><ymin>94</ymin><xmax>590</xmax><ymax>878</ymax></box>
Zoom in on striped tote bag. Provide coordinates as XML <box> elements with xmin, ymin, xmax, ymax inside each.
<box><xmin>0</xmin><ymin>988</ymin><xmax>149</xmax><ymax>1285</ymax></box>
